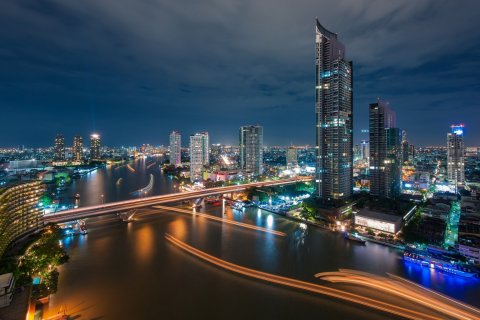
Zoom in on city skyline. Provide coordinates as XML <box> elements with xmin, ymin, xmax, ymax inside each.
<box><xmin>1</xmin><ymin>1</ymin><xmax>480</xmax><ymax>147</ymax></box>
<box><xmin>1</xmin><ymin>3</ymin><xmax>480</xmax><ymax>318</ymax></box>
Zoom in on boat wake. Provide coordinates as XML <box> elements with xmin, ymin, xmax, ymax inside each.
<box><xmin>130</xmin><ymin>174</ymin><xmax>154</xmax><ymax>195</ymax></box>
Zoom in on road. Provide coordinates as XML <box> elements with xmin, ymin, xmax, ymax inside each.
<box><xmin>43</xmin><ymin>176</ymin><xmax>312</xmax><ymax>224</ymax></box>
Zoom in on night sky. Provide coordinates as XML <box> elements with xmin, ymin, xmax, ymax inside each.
<box><xmin>1</xmin><ymin>0</ymin><xmax>479</xmax><ymax>147</ymax></box>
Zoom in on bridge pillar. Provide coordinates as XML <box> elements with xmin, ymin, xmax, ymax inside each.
<box><xmin>222</xmin><ymin>198</ymin><xmax>226</xmax><ymax>215</ymax></box>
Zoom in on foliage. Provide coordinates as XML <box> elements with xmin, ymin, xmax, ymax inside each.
<box><xmin>402</xmin><ymin>210</ymin><xmax>428</xmax><ymax>244</ymax></box>
<box><xmin>40</xmin><ymin>192</ymin><xmax>53</xmax><ymax>206</ymax></box>
<box><xmin>366</xmin><ymin>228</ymin><xmax>375</xmax><ymax>236</ymax></box>
<box><xmin>17</xmin><ymin>225</ymin><xmax>69</xmax><ymax>292</ymax></box>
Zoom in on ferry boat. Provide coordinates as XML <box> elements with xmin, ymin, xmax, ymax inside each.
<box><xmin>403</xmin><ymin>250</ymin><xmax>477</xmax><ymax>278</ymax></box>
<box><xmin>344</xmin><ymin>233</ymin><xmax>366</xmax><ymax>245</ymax></box>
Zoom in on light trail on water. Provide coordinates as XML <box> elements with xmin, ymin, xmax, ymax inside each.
<box><xmin>164</xmin><ymin>234</ymin><xmax>450</xmax><ymax>320</ymax></box>
<box><xmin>154</xmin><ymin>205</ymin><xmax>286</xmax><ymax>236</ymax></box>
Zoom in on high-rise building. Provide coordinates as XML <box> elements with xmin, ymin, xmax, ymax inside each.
<box><xmin>72</xmin><ymin>135</ymin><xmax>83</xmax><ymax>162</ymax></box>
<box><xmin>0</xmin><ymin>181</ymin><xmax>45</xmax><ymax>256</ymax></box>
<box><xmin>239</xmin><ymin>125</ymin><xmax>263</xmax><ymax>175</ymax></box>
<box><xmin>90</xmin><ymin>134</ymin><xmax>101</xmax><ymax>160</ymax></box>
<box><xmin>53</xmin><ymin>133</ymin><xmax>65</xmax><ymax>161</ymax></box>
<box><xmin>189</xmin><ymin>132</ymin><xmax>209</xmax><ymax>182</ymax></box>
<box><xmin>169</xmin><ymin>131</ymin><xmax>182</xmax><ymax>167</ymax></box>
<box><xmin>369</xmin><ymin>99</ymin><xmax>402</xmax><ymax>198</ymax></box>
<box><xmin>361</xmin><ymin>140</ymin><xmax>369</xmax><ymax>162</ymax></box>
<box><xmin>315</xmin><ymin>19</ymin><xmax>353</xmax><ymax>200</ymax></box>
<box><xmin>286</xmin><ymin>147</ymin><xmax>298</xmax><ymax>168</ymax></box>
<box><xmin>401</xmin><ymin>129</ymin><xmax>410</xmax><ymax>163</ymax></box>
<box><xmin>447</xmin><ymin>124</ymin><xmax>465</xmax><ymax>187</ymax></box>
<box><xmin>408</xmin><ymin>144</ymin><xmax>415</xmax><ymax>163</ymax></box>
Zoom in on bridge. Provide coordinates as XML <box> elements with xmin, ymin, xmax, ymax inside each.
<box><xmin>43</xmin><ymin>176</ymin><xmax>313</xmax><ymax>224</ymax></box>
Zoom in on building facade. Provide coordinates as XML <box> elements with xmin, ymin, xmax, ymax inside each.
<box><xmin>447</xmin><ymin>124</ymin><xmax>465</xmax><ymax>187</ymax></box>
<box><xmin>53</xmin><ymin>133</ymin><xmax>65</xmax><ymax>161</ymax></box>
<box><xmin>239</xmin><ymin>125</ymin><xmax>263</xmax><ymax>175</ymax></box>
<box><xmin>315</xmin><ymin>19</ymin><xmax>353</xmax><ymax>200</ymax></box>
<box><xmin>369</xmin><ymin>100</ymin><xmax>402</xmax><ymax>198</ymax></box>
<box><xmin>189</xmin><ymin>132</ymin><xmax>209</xmax><ymax>182</ymax></box>
<box><xmin>361</xmin><ymin>140</ymin><xmax>369</xmax><ymax>162</ymax></box>
<box><xmin>0</xmin><ymin>181</ymin><xmax>45</xmax><ymax>257</ymax></box>
<box><xmin>286</xmin><ymin>147</ymin><xmax>298</xmax><ymax>168</ymax></box>
<box><xmin>90</xmin><ymin>134</ymin><xmax>101</xmax><ymax>160</ymax></box>
<box><xmin>72</xmin><ymin>135</ymin><xmax>83</xmax><ymax>162</ymax></box>
<box><xmin>169</xmin><ymin>131</ymin><xmax>182</xmax><ymax>167</ymax></box>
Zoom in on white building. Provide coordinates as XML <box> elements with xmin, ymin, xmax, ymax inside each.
<box><xmin>189</xmin><ymin>132</ymin><xmax>209</xmax><ymax>182</ymax></box>
<box><xmin>169</xmin><ymin>131</ymin><xmax>182</xmax><ymax>167</ymax></box>
<box><xmin>355</xmin><ymin>209</ymin><xmax>402</xmax><ymax>234</ymax></box>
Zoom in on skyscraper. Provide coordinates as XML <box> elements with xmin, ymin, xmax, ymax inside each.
<box><xmin>315</xmin><ymin>19</ymin><xmax>353</xmax><ymax>200</ymax></box>
<box><xmin>369</xmin><ymin>100</ymin><xmax>402</xmax><ymax>198</ymax></box>
<box><xmin>90</xmin><ymin>134</ymin><xmax>101</xmax><ymax>160</ymax></box>
<box><xmin>447</xmin><ymin>124</ymin><xmax>465</xmax><ymax>188</ymax></box>
<box><xmin>401</xmin><ymin>129</ymin><xmax>410</xmax><ymax>163</ymax></box>
<box><xmin>239</xmin><ymin>125</ymin><xmax>263</xmax><ymax>175</ymax></box>
<box><xmin>189</xmin><ymin>132</ymin><xmax>209</xmax><ymax>182</ymax></box>
<box><xmin>54</xmin><ymin>133</ymin><xmax>65</xmax><ymax>161</ymax></box>
<box><xmin>73</xmin><ymin>135</ymin><xmax>83</xmax><ymax>162</ymax></box>
<box><xmin>286</xmin><ymin>147</ymin><xmax>298</xmax><ymax>168</ymax></box>
<box><xmin>169</xmin><ymin>131</ymin><xmax>182</xmax><ymax>167</ymax></box>
<box><xmin>361</xmin><ymin>140</ymin><xmax>369</xmax><ymax>161</ymax></box>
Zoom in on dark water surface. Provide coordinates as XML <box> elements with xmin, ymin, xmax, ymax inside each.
<box><xmin>45</xmin><ymin>159</ymin><xmax>480</xmax><ymax>319</ymax></box>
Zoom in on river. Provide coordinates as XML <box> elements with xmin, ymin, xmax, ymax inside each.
<box><xmin>43</xmin><ymin>158</ymin><xmax>480</xmax><ymax>319</ymax></box>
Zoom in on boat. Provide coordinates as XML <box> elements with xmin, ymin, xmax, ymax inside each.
<box><xmin>232</xmin><ymin>202</ymin><xmax>244</xmax><ymax>210</ymax></box>
<box><xmin>79</xmin><ymin>223</ymin><xmax>88</xmax><ymax>235</ymax></box>
<box><xmin>205</xmin><ymin>196</ymin><xmax>218</xmax><ymax>204</ymax></box>
<box><xmin>403</xmin><ymin>250</ymin><xmax>478</xmax><ymax>278</ymax></box>
<box><xmin>344</xmin><ymin>233</ymin><xmax>366</xmax><ymax>245</ymax></box>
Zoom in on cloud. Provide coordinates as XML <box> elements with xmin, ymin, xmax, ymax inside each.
<box><xmin>0</xmin><ymin>0</ymin><xmax>479</xmax><ymax>146</ymax></box>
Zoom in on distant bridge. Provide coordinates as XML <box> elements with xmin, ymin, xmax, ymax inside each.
<box><xmin>43</xmin><ymin>176</ymin><xmax>313</xmax><ymax>224</ymax></box>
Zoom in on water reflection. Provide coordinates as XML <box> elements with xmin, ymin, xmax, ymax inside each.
<box><xmin>135</xmin><ymin>226</ymin><xmax>154</xmax><ymax>264</ymax></box>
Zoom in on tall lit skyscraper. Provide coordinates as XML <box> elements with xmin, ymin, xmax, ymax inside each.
<box><xmin>72</xmin><ymin>135</ymin><xmax>83</xmax><ymax>161</ymax></box>
<box><xmin>169</xmin><ymin>131</ymin><xmax>182</xmax><ymax>167</ymax></box>
<box><xmin>447</xmin><ymin>124</ymin><xmax>465</xmax><ymax>188</ymax></box>
<box><xmin>54</xmin><ymin>133</ymin><xmax>65</xmax><ymax>161</ymax></box>
<box><xmin>239</xmin><ymin>125</ymin><xmax>263</xmax><ymax>175</ymax></box>
<box><xmin>90</xmin><ymin>134</ymin><xmax>101</xmax><ymax>160</ymax></box>
<box><xmin>315</xmin><ymin>19</ymin><xmax>353</xmax><ymax>200</ymax></box>
<box><xmin>189</xmin><ymin>132</ymin><xmax>209</xmax><ymax>182</ymax></box>
<box><xmin>369</xmin><ymin>99</ymin><xmax>402</xmax><ymax>198</ymax></box>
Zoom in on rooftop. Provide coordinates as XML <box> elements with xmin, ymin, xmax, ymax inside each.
<box><xmin>0</xmin><ymin>273</ymin><xmax>13</xmax><ymax>288</ymax></box>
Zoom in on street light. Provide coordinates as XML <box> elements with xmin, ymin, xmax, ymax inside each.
<box><xmin>100</xmin><ymin>194</ymin><xmax>104</xmax><ymax>204</ymax></box>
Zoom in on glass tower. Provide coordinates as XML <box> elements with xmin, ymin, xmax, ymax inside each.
<box><xmin>315</xmin><ymin>19</ymin><xmax>353</xmax><ymax>200</ymax></box>
<box><xmin>90</xmin><ymin>134</ymin><xmax>101</xmax><ymax>160</ymax></box>
<box><xmin>169</xmin><ymin>131</ymin><xmax>182</xmax><ymax>167</ymax></box>
<box><xmin>447</xmin><ymin>124</ymin><xmax>465</xmax><ymax>188</ymax></box>
<box><xmin>189</xmin><ymin>132</ymin><xmax>209</xmax><ymax>182</ymax></box>
<box><xmin>239</xmin><ymin>125</ymin><xmax>263</xmax><ymax>176</ymax></box>
<box><xmin>369</xmin><ymin>100</ymin><xmax>402</xmax><ymax>198</ymax></box>
<box><xmin>73</xmin><ymin>135</ymin><xmax>83</xmax><ymax>161</ymax></box>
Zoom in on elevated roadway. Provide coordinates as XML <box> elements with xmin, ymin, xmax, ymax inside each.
<box><xmin>43</xmin><ymin>176</ymin><xmax>312</xmax><ymax>224</ymax></box>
